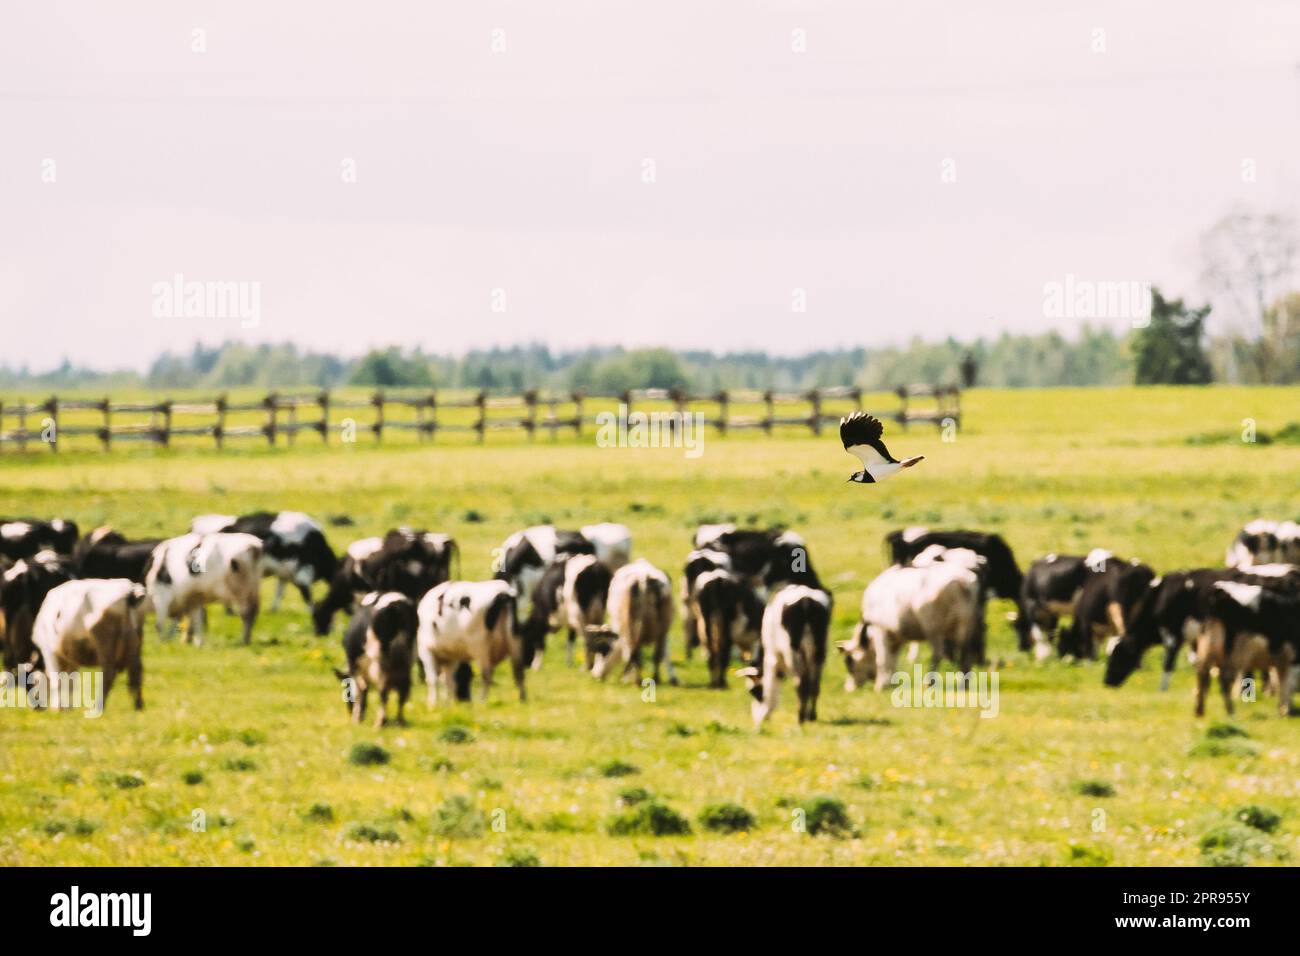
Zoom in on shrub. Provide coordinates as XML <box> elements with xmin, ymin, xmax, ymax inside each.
<box><xmin>1233</xmin><ymin>805</ymin><xmax>1282</xmax><ymax>833</ymax></box>
<box><xmin>618</xmin><ymin>786</ymin><xmax>653</xmax><ymax>806</ymax></box>
<box><xmin>346</xmin><ymin>823</ymin><xmax>400</xmax><ymax>844</ymax></box>
<box><xmin>41</xmin><ymin>817</ymin><xmax>98</xmax><ymax>837</ymax></box>
<box><xmin>799</xmin><ymin>796</ymin><xmax>855</xmax><ymax>838</ymax></box>
<box><xmin>499</xmin><ymin>846</ymin><xmax>541</xmax><ymax>867</ymax></box>
<box><xmin>1064</xmin><ymin>842</ymin><xmax>1112</xmax><ymax>866</ymax></box>
<box><xmin>303</xmin><ymin>803</ymin><xmax>334</xmax><ymax>823</ymax></box>
<box><xmin>181</xmin><ymin>770</ymin><xmax>205</xmax><ymax>786</ymax></box>
<box><xmin>348</xmin><ymin>743</ymin><xmax>390</xmax><ymax>766</ymax></box>
<box><xmin>698</xmin><ymin>803</ymin><xmax>756</xmax><ymax>833</ymax></box>
<box><xmin>439</xmin><ymin>726</ymin><xmax>475</xmax><ymax>745</ymax></box>
<box><xmin>599</xmin><ymin>759</ymin><xmax>639</xmax><ymax>778</ymax></box>
<box><xmin>222</xmin><ymin>757</ymin><xmax>257</xmax><ymax>772</ymax></box>
<box><xmin>1198</xmin><ymin>824</ymin><xmax>1283</xmax><ymax>867</ymax></box>
<box><xmin>1073</xmin><ymin>779</ymin><xmax>1116</xmax><ymax>798</ymax></box>
<box><xmin>432</xmin><ymin>796</ymin><xmax>486</xmax><ymax>839</ymax></box>
<box><xmin>607</xmin><ymin>802</ymin><xmax>691</xmax><ymax>837</ymax></box>
<box><xmin>114</xmin><ymin>773</ymin><xmax>145</xmax><ymax>790</ymax></box>
<box><xmin>1205</xmin><ymin>721</ymin><xmax>1249</xmax><ymax>739</ymax></box>
<box><xmin>1189</xmin><ymin>738</ymin><xmax>1259</xmax><ymax>759</ymax></box>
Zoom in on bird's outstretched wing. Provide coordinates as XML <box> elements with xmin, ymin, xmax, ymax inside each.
<box><xmin>840</xmin><ymin>411</ymin><xmax>897</xmax><ymax>466</ymax></box>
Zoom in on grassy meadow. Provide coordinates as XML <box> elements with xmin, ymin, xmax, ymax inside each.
<box><xmin>1</xmin><ymin>385</ymin><xmax>1298</xmax><ymax>866</ymax></box>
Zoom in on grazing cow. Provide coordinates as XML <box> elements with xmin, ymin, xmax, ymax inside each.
<box><xmin>1058</xmin><ymin>558</ymin><xmax>1156</xmax><ymax>660</ymax></box>
<box><xmin>680</xmin><ymin>548</ymin><xmax>733</xmax><ymax>658</ymax></box>
<box><xmin>738</xmin><ymin>584</ymin><xmax>833</xmax><ymax>726</ymax></box>
<box><xmin>517</xmin><ymin>554</ymin><xmax>612</xmax><ymax>669</ymax></box>
<box><xmin>692</xmin><ymin>523</ymin><xmax>736</xmax><ymax>550</ymax></box>
<box><xmin>690</xmin><ymin>568</ymin><xmax>765</xmax><ymax>688</ymax></box>
<box><xmin>693</xmin><ymin>527</ymin><xmax>819</xmax><ymax>591</ymax></box>
<box><xmin>311</xmin><ymin>530</ymin><xmax>457</xmax><ymax>636</ymax></box>
<box><xmin>31</xmin><ymin>578</ymin><xmax>148</xmax><ymax>711</ymax></box>
<box><xmin>146</xmin><ymin>533</ymin><xmax>263</xmax><ymax>645</ymax></box>
<box><xmin>910</xmin><ymin>544</ymin><xmax>990</xmax><ymax>664</ymax></box>
<box><xmin>416</xmin><ymin>580</ymin><xmax>523</xmax><ymax>704</ymax></box>
<box><xmin>495</xmin><ymin>525</ymin><xmax>594</xmax><ymax>612</ymax></box>
<box><xmin>1276</xmin><ymin>521</ymin><xmax>1300</xmax><ymax>565</ymax></box>
<box><xmin>579</xmin><ymin>523</ymin><xmax>633</xmax><ymax>570</ymax></box>
<box><xmin>840</xmin><ymin>562</ymin><xmax>981</xmax><ymax>692</ymax></box>
<box><xmin>1106</xmin><ymin>566</ymin><xmax>1300</xmax><ymax>691</ymax></box>
<box><xmin>1225</xmin><ymin>519</ymin><xmax>1281</xmax><ymax>569</ymax></box>
<box><xmin>0</xmin><ymin>552</ymin><xmax>74</xmax><ymax>671</ymax></box>
<box><xmin>1197</xmin><ymin>581</ymin><xmax>1300</xmax><ymax>717</ymax></box>
<box><xmin>0</xmin><ymin>519</ymin><xmax>79</xmax><ymax>561</ymax></box>
<box><xmin>72</xmin><ymin>528</ymin><xmax>162</xmax><ymax>583</ymax></box>
<box><xmin>190</xmin><ymin>511</ymin><xmax>339</xmax><ymax>610</ymax></box>
<box><xmin>335</xmin><ymin>592</ymin><xmax>418</xmax><ymax>727</ymax></box>
<box><xmin>1018</xmin><ymin>550</ymin><xmax>1112</xmax><ymax>659</ymax></box>
<box><xmin>587</xmin><ymin>559</ymin><xmax>677</xmax><ymax>686</ymax></box>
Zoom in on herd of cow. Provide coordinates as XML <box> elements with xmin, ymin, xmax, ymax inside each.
<box><xmin>1</xmin><ymin>512</ymin><xmax>1298</xmax><ymax>726</ymax></box>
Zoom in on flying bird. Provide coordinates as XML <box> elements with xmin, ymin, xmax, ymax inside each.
<box><xmin>839</xmin><ymin>411</ymin><xmax>925</xmax><ymax>484</ymax></box>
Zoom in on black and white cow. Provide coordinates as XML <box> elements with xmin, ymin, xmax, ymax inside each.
<box><xmin>145</xmin><ymin>532</ymin><xmax>263</xmax><ymax>645</ymax></box>
<box><xmin>191</xmin><ymin>512</ymin><xmax>339</xmax><ymax>611</ymax></box>
<box><xmin>1198</xmin><ymin>580</ymin><xmax>1300</xmax><ymax>717</ymax></box>
<box><xmin>1105</xmin><ymin>566</ymin><xmax>1300</xmax><ymax>691</ymax></box>
<box><xmin>1058</xmin><ymin>558</ymin><xmax>1156</xmax><ymax>660</ymax></box>
<box><xmin>0</xmin><ymin>518</ymin><xmax>79</xmax><ymax>561</ymax></box>
<box><xmin>0</xmin><ymin>552</ymin><xmax>74</xmax><ymax>671</ymax></box>
<box><xmin>886</xmin><ymin>527</ymin><xmax>1025</xmax><ymax>644</ymax></box>
<box><xmin>335</xmin><ymin>592</ymin><xmax>418</xmax><ymax>727</ymax></box>
<box><xmin>690</xmin><ymin>568</ymin><xmax>765</xmax><ymax>688</ymax></box>
<box><xmin>311</xmin><ymin>529</ymin><xmax>458</xmax><ymax>636</ymax></box>
<box><xmin>494</xmin><ymin>525</ymin><xmax>597</xmax><ymax>612</ymax></box>
<box><xmin>31</xmin><ymin>578</ymin><xmax>149</xmax><ymax>711</ymax></box>
<box><xmin>840</xmin><ymin>561</ymin><xmax>981</xmax><ymax>692</ymax></box>
<box><xmin>738</xmin><ymin>584</ymin><xmax>833</xmax><ymax>726</ymax></box>
<box><xmin>1225</xmin><ymin>519</ymin><xmax>1281</xmax><ymax>569</ymax></box>
<box><xmin>416</xmin><ymin>580</ymin><xmax>524</xmax><ymax>704</ymax></box>
<box><xmin>680</xmin><ymin>548</ymin><xmax>733</xmax><ymax>658</ymax></box>
<box><xmin>72</xmin><ymin>528</ymin><xmax>163</xmax><ymax>583</ymax></box>
<box><xmin>518</xmin><ymin>554</ymin><xmax>612</xmax><ymax>670</ymax></box>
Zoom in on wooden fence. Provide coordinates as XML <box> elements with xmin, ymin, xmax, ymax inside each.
<box><xmin>0</xmin><ymin>385</ymin><xmax>959</xmax><ymax>454</ymax></box>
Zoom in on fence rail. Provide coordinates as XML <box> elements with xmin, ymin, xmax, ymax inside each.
<box><xmin>0</xmin><ymin>385</ymin><xmax>959</xmax><ymax>454</ymax></box>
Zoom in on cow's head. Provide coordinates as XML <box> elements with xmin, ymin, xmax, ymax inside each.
<box><xmin>584</xmin><ymin>625</ymin><xmax>617</xmax><ymax>677</ymax></box>
<box><xmin>310</xmin><ymin>600</ymin><xmax>334</xmax><ymax>637</ymax></box>
<box><xmin>838</xmin><ymin>620</ymin><xmax>875</xmax><ymax>691</ymax></box>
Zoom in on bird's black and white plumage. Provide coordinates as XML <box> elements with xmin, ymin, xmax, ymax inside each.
<box><xmin>839</xmin><ymin>412</ymin><xmax>925</xmax><ymax>484</ymax></box>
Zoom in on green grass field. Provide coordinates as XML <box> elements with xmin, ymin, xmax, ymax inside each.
<box><xmin>1</xmin><ymin>386</ymin><xmax>1298</xmax><ymax>866</ymax></box>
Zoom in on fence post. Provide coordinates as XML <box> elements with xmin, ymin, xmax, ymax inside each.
<box><xmin>99</xmin><ymin>397</ymin><xmax>111</xmax><ymax>451</ymax></box>
<box><xmin>318</xmin><ymin>390</ymin><xmax>330</xmax><ymax>443</ymax></box>
<box><xmin>716</xmin><ymin>390</ymin><xmax>728</xmax><ymax>435</ymax></box>
<box><xmin>17</xmin><ymin>401</ymin><xmax>26</xmax><ymax>454</ymax></box>
<box><xmin>523</xmin><ymin>389</ymin><xmax>537</xmax><ymax>441</ymax></box>
<box><xmin>264</xmin><ymin>392</ymin><xmax>278</xmax><ymax>446</ymax></box>
<box><xmin>160</xmin><ymin>399</ymin><xmax>172</xmax><ymax>448</ymax></box>
<box><xmin>475</xmin><ymin>391</ymin><xmax>487</xmax><ymax>443</ymax></box>
<box><xmin>895</xmin><ymin>386</ymin><xmax>908</xmax><ymax>430</ymax></box>
<box><xmin>45</xmin><ymin>397</ymin><xmax>59</xmax><ymax>453</ymax></box>
<box><xmin>807</xmin><ymin>389</ymin><xmax>822</xmax><ymax>435</ymax></box>
<box><xmin>572</xmin><ymin>390</ymin><xmax>584</xmax><ymax>437</ymax></box>
<box><xmin>851</xmin><ymin>386</ymin><xmax>863</xmax><ymax>412</ymax></box>
<box><xmin>0</xmin><ymin>399</ymin><xmax>5</xmax><ymax>455</ymax></box>
<box><xmin>763</xmin><ymin>390</ymin><xmax>774</xmax><ymax>434</ymax></box>
<box><xmin>371</xmin><ymin>391</ymin><xmax>385</xmax><ymax>443</ymax></box>
<box><xmin>214</xmin><ymin>394</ymin><xmax>227</xmax><ymax>449</ymax></box>
<box><xmin>428</xmin><ymin>391</ymin><xmax>437</xmax><ymax>442</ymax></box>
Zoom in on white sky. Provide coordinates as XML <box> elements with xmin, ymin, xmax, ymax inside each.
<box><xmin>1</xmin><ymin>1</ymin><xmax>1298</xmax><ymax>369</ymax></box>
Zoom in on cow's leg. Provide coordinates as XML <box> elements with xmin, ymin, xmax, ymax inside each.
<box><xmin>658</xmin><ymin>633</ymin><xmax>678</xmax><ymax>686</ymax></box>
<box><xmin>271</xmin><ymin>579</ymin><xmax>286</xmax><ymax>612</ymax></box>
<box><xmin>352</xmin><ymin>682</ymin><xmax>368</xmax><ymax>723</ymax></box>
<box><xmin>239</xmin><ymin>600</ymin><xmax>258</xmax><ymax>645</ymax></box>
<box><xmin>296</xmin><ymin>581</ymin><xmax>313</xmax><ymax>608</ymax></box>
<box><xmin>683</xmin><ymin>613</ymin><xmax>697</xmax><ymax>659</ymax></box>
<box><xmin>510</xmin><ymin>652</ymin><xmax>527</xmax><ymax>702</ymax></box>
<box><xmin>1218</xmin><ymin>666</ymin><xmax>1235</xmax><ymax>716</ymax></box>
<box><xmin>1031</xmin><ymin>623</ymin><xmax>1052</xmax><ymax>662</ymax></box>
<box><xmin>419</xmin><ymin>647</ymin><xmax>439</xmax><ymax>707</ymax></box>
<box><xmin>872</xmin><ymin>636</ymin><xmax>896</xmax><ymax>694</ymax></box>
<box><xmin>395</xmin><ymin>684</ymin><xmax>409</xmax><ymax>725</ymax></box>
<box><xmin>374</xmin><ymin>687</ymin><xmax>388</xmax><ymax>729</ymax></box>
<box><xmin>1193</xmin><ymin>631</ymin><xmax>1213</xmax><ymax>717</ymax></box>
<box><xmin>478</xmin><ymin>660</ymin><xmax>496</xmax><ymax>702</ymax></box>
<box><xmin>566</xmin><ymin>628</ymin><xmax>576</xmax><ymax>667</ymax></box>
<box><xmin>127</xmin><ymin>654</ymin><xmax>144</xmax><ymax>711</ymax></box>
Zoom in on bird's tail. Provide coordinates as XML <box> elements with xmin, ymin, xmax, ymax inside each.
<box><xmin>901</xmin><ymin>456</ymin><xmax>925</xmax><ymax>468</ymax></box>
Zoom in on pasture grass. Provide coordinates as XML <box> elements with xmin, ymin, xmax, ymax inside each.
<box><xmin>1</xmin><ymin>386</ymin><xmax>1298</xmax><ymax>866</ymax></box>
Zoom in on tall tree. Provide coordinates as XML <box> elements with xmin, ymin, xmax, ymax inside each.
<box><xmin>1132</xmin><ymin>289</ymin><xmax>1212</xmax><ymax>385</ymax></box>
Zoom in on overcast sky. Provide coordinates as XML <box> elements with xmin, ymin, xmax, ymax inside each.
<box><xmin>2</xmin><ymin>1</ymin><xmax>1298</xmax><ymax>370</ymax></box>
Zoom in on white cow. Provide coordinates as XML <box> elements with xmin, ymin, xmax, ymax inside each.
<box><xmin>580</xmin><ymin>523</ymin><xmax>633</xmax><ymax>570</ymax></box>
<box><xmin>841</xmin><ymin>562</ymin><xmax>981</xmax><ymax>692</ymax></box>
<box><xmin>739</xmin><ymin>584</ymin><xmax>833</xmax><ymax>726</ymax></box>
<box><xmin>588</xmin><ymin>559</ymin><xmax>677</xmax><ymax>686</ymax></box>
<box><xmin>416</xmin><ymin>580</ymin><xmax>523</xmax><ymax>704</ymax></box>
<box><xmin>146</xmin><ymin>533</ymin><xmax>263</xmax><ymax>645</ymax></box>
<box><xmin>31</xmin><ymin>578</ymin><xmax>148</xmax><ymax>711</ymax></box>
